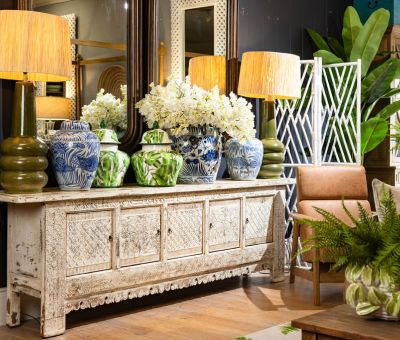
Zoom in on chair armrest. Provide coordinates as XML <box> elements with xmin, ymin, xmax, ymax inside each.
<box><xmin>289</xmin><ymin>212</ymin><xmax>319</xmax><ymax>222</ymax></box>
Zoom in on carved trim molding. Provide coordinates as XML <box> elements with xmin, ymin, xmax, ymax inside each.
<box><xmin>65</xmin><ymin>264</ymin><xmax>269</xmax><ymax>313</ymax></box>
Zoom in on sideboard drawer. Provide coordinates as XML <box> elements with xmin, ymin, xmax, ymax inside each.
<box><xmin>120</xmin><ymin>206</ymin><xmax>162</xmax><ymax>266</ymax></box>
<box><xmin>244</xmin><ymin>196</ymin><xmax>273</xmax><ymax>246</ymax></box>
<box><xmin>208</xmin><ymin>199</ymin><xmax>240</xmax><ymax>252</ymax></box>
<box><xmin>66</xmin><ymin>210</ymin><xmax>113</xmax><ymax>276</ymax></box>
<box><xmin>166</xmin><ymin>202</ymin><xmax>203</xmax><ymax>259</ymax></box>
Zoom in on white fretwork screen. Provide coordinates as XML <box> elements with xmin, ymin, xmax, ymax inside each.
<box><xmin>275</xmin><ymin>58</ymin><xmax>362</xmax><ymax>265</ymax></box>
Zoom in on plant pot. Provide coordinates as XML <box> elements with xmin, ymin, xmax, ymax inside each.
<box><xmin>170</xmin><ymin>127</ymin><xmax>222</xmax><ymax>184</ymax></box>
<box><xmin>225</xmin><ymin>137</ymin><xmax>263</xmax><ymax>180</ymax></box>
<box><xmin>92</xmin><ymin>129</ymin><xmax>129</xmax><ymax>188</ymax></box>
<box><xmin>50</xmin><ymin>121</ymin><xmax>100</xmax><ymax>190</ymax></box>
<box><xmin>345</xmin><ymin>265</ymin><xmax>400</xmax><ymax>321</ymax></box>
<box><xmin>131</xmin><ymin>129</ymin><xmax>183</xmax><ymax>187</ymax></box>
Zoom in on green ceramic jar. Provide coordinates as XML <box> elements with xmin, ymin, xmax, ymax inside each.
<box><xmin>92</xmin><ymin>129</ymin><xmax>129</xmax><ymax>188</ymax></box>
<box><xmin>131</xmin><ymin>129</ymin><xmax>183</xmax><ymax>187</ymax></box>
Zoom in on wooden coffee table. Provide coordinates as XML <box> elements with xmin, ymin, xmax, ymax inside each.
<box><xmin>291</xmin><ymin>304</ymin><xmax>399</xmax><ymax>340</ymax></box>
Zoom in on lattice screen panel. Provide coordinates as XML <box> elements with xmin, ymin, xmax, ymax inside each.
<box><xmin>275</xmin><ymin>58</ymin><xmax>362</xmax><ymax>266</ymax></box>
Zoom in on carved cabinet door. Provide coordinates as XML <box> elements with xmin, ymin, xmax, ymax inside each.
<box><xmin>208</xmin><ymin>199</ymin><xmax>241</xmax><ymax>252</ymax></box>
<box><xmin>166</xmin><ymin>202</ymin><xmax>203</xmax><ymax>259</ymax></box>
<box><xmin>244</xmin><ymin>196</ymin><xmax>274</xmax><ymax>246</ymax></box>
<box><xmin>119</xmin><ymin>206</ymin><xmax>162</xmax><ymax>266</ymax></box>
<box><xmin>66</xmin><ymin>210</ymin><xmax>113</xmax><ymax>276</ymax></box>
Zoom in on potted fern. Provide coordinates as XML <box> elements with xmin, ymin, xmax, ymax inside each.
<box><xmin>300</xmin><ymin>189</ymin><xmax>400</xmax><ymax>320</ymax></box>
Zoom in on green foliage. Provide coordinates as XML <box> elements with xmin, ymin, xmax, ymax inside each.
<box><xmin>307</xmin><ymin>6</ymin><xmax>400</xmax><ymax>159</ymax></box>
<box><xmin>349</xmin><ymin>8</ymin><xmax>390</xmax><ymax>76</ymax></box>
<box><xmin>280</xmin><ymin>324</ymin><xmax>300</xmax><ymax>335</ymax></box>
<box><xmin>299</xmin><ymin>188</ymin><xmax>400</xmax><ymax>284</ymax></box>
<box><xmin>360</xmin><ymin>117</ymin><xmax>388</xmax><ymax>155</ymax></box>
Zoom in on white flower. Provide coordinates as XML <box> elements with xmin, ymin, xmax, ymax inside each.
<box><xmin>135</xmin><ymin>76</ymin><xmax>256</xmax><ymax>140</ymax></box>
<box><xmin>81</xmin><ymin>85</ymin><xmax>128</xmax><ymax>132</ymax></box>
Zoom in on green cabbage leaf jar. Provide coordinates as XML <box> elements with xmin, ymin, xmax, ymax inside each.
<box><xmin>131</xmin><ymin>129</ymin><xmax>183</xmax><ymax>187</ymax></box>
<box><xmin>92</xmin><ymin>129</ymin><xmax>130</xmax><ymax>188</ymax></box>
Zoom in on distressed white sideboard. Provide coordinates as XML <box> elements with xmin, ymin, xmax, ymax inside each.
<box><xmin>3</xmin><ymin>179</ymin><xmax>292</xmax><ymax>337</ymax></box>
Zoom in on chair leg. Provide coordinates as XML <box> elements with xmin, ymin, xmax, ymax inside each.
<box><xmin>313</xmin><ymin>250</ymin><xmax>321</xmax><ymax>306</ymax></box>
<box><xmin>290</xmin><ymin>222</ymin><xmax>300</xmax><ymax>284</ymax></box>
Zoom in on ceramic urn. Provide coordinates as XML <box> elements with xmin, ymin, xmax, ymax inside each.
<box><xmin>131</xmin><ymin>129</ymin><xmax>183</xmax><ymax>187</ymax></box>
<box><xmin>92</xmin><ymin>129</ymin><xmax>130</xmax><ymax>188</ymax></box>
<box><xmin>50</xmin><ymin>120</ymin><xmax>100</xmax><ymax>190</ymax></box>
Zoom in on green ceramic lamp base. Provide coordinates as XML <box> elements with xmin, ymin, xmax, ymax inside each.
<box><xmin>0</xmin><ymin>81</ymin><xmax>48</xmax><ymax>193</ymax></box>
<box><xmin>257</xmin><ymin>101</ymin><xmax>284</xmax><ymax>179</ymax></box>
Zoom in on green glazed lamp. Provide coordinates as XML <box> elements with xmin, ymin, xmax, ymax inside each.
<box><xmin>238</xmin><ymin>51</ymin><xmax>301</xmax><ymax>179</ymax></box>
<box><xmin>0</xmin><ymin>10</ymin><xmax>72</xmax><ymax>193</ymax></box>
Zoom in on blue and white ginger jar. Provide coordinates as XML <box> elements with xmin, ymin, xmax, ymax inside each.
<box><xmin>170</xmin><ymin>127</ymin><xmax>222</xmax><ymax>184</ymax></box>
<box><xmin>50</xmin><ymin>120</ymin><xmax>100</xmax><ymax>190</ymax></box>
<box><xmin>225</xmin><ymin>137</ymin><xmax>263</xmax><ymax>180</ymax></box>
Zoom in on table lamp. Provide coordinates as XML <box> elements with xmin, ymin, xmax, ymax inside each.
<box><xmin>238</xmin><ymin>51</ymin><xmax>300</xmax><ymax>179</ymax></box>
<box><xmin>36</xmin><ymin>96</ymin><xmax>71</xmax><ymax>139</ymax></box>
<box><xmin>188</xmin><ymin>55</ymin><xmax>226</xmax><ymax>94</ymax></box>
<box><xmin>0</xmin><ymin>10</ymin><xmax>72</xmax><ymax>193</ymax></box>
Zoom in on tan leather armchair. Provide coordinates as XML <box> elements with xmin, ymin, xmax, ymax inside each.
<box><xmin>290</xmin><ymin>165</ymin><xmax>371</xmax><ymax>305</ymax></box>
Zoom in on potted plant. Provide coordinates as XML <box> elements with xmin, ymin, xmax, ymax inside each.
<box><xmin>306</xmin><ymin>6</ymin><xmax>400</xmax><ymax>159</ymax></box>
<box><xmin>299</xmin><ymin>189</ymin><xmax>400</xmax><ymax>320</ymax></box>
<box><xmin>135</xmin><ymin>77</ymin><xmax>256</xmax><ymax>184</ymax></box>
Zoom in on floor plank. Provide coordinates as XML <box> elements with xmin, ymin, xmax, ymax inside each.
<box><xmin>0</xmin><ymin>272</ymin><xmax>343</xmax><ymax>339</ymax></box>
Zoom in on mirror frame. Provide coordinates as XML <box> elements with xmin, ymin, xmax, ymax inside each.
<box><xmin>21</xmin><ymin>0</ymin><xmax>144</xmax><ymax>154</ymax></box>
<box><xmin>147</xmin><ymin>0</ymin><xmax>239</xmax><ymax>94</ymax></box>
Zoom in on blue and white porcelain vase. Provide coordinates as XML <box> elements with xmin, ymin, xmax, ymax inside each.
<box><xmin>170</xmin><ymin>126</ymin><xmax>222</xmax><ymax>184</ymax></box>
<box><xmin>50</xmin><ymin>120</ymin><xmax>100</xmax><ymax>190</ymax></box>
<box><xmin>225</xmin><ymin>137</ymin><xmax>263</xmax><ymax>180</ymax></box>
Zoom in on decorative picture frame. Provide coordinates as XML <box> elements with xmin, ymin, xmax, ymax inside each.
<box><xmin>170</xmin><ymin>0</ymin><xmax>227</xmax><ymax>79</ymax></box>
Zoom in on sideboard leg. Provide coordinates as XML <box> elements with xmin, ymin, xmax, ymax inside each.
<box><xmin>271</xmin><ymin>189</ymin><xmax>285</xmax><ymax>283</ymax></box>
<box><xmin>271</xmin><ymin>262</ymin><xmax>285</xmax><ymax>283</ymax></box>
<box><xmin>6</xmin><ymin>289</ymin><xmax>20</xmax><ymax>327</ymax></box>
<box><xmin>40</xmin><ymin>314</ymin><xmax>66</xmax><ymax>338</ymax></box>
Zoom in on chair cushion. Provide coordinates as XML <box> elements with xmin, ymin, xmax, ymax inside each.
<box><xmin>372</xmin><ymin>178</ymin><xmax>400</xmax><ymax>219</ymax></box>
<box><xmin>298</xmin><ymin>199</ymin><xmax>371</xmax><ymax>263</ymax></box>
<box><xmin>297</xmin><ymin>166</ymin><xmax>368</xmax><ymax>201</ymax></box>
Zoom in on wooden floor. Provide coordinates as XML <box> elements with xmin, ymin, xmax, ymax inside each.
<box><xmin>0</xmin><ymin>273</ymin><xmax>343</xmax><ymax>339</ymax></box>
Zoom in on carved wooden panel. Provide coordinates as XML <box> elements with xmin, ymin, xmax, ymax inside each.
<box><xmin>66</xmin><ymin>211</ymin><xmax>112</xmax><ymax>276</ymax></box>
<box><xmin>166</xmin><ymin>202</ymin><xmax>203</xmax><ymax>258</ymax></box>
<box><xmin>208</xmin><ymin>199</ymin><xmax>240</xmax><ymax>252</ymax></box>
<box><xmin>244</xmin><ymin>196</ymin><xmax>273</xmax><ymax>246</ymax></box>
<box><xmin>120</xmin><ymin>206</ymin><xmax>162</xmax><ymax>266</ymax></box>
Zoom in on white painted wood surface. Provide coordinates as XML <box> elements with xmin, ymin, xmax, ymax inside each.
<box><xmin>4</xmin><ymin>180</ymin><xmax>292</xmax><ymax>338</ymax></box>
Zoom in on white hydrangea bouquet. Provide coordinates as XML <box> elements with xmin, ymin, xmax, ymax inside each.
<box><xmin>135</xmin><ymin>77</ymin><xmax>255</xmax><ymax>141</ymax></box>
<box><xmin>81</xmin><ymin>84</ymin><xmax>127</xmax><ymax>133</ymax></box>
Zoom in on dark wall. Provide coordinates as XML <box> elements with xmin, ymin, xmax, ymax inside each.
<box><xmin>238</xmin><ymin>0</ymin><xmax>353</xmax><ymax>60</ymax></box>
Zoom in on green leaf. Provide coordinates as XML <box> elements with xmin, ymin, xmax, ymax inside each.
<box><xmin>376</xmin><ymin>99</ymin><xmax>400</xmax><ymax>120</ymax></box>
<box><xmin>306</xmin><ymin>28</ymin><xmax>332</xmax><ymax>52</ymax></box>
<box><xmin>350</xmin><ymin>8</ymin><xmax>390</xmax><ymax>76</ymax></box>
<box><xmin>327</xmin><ymin>36</ymin><xmax>346</xmax><ymax>60</ymax></box>
<box><xmin>363</xmin><ymin>88</ymin><xmax>400</xmax><ymax>122</ymax></box>
<box><xmin>342</xmin><ymin>6</ymin><xmax>363</xmax><ymax>58</ymax></box>
<box><xmin>362</xmin><ymin>59</ymin><xmax>400</xmax><ymax>103</ymax></box>
<box><xmin>361</xmin><ymin>117</ymin><xmax>388</xmax><ymax>155</ymax></box>
<box><xmin>313</xmin><ymin>50</ymin><xmax>344</xmax><ymax>65</ymax></box>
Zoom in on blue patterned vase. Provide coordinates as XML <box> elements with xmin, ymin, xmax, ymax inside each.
<box><xmin>225</xmin><ymin>137</ymin><xmax>263</xmax><ymax>180</ymax></box>
<box><xmin>170</xmin><ymin>127</ymin><xmax>222</xmax><ymax>184</ymax></box>
<box><xmin>50</xmin><ymin>120</ymin><xmax>100</xmax><ymax>190</ymax></box>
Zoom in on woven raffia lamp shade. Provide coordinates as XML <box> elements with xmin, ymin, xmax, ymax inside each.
<box><xmin>0</xmin><ymin>10</ymin><xmax>72</xmax><ymax>193</ymax></box>
<box><xmin>238</xmin><ymin>51</ymin><xmax>301</xmax><ymax>179</ymax></box>
<box><xmin>0</xmin><ymin>11</ymin><xmax>71</xmax><ymax>81</ymax></box>
<box><xmin>238</xmin><ymin>51</ymin><xmax>301</xmax><ymax>101</ymax></box>
<box><xmin>189</xmin><ymin>56</ymin><xmax>226</xmax><ymax>93</ymax></box>
<box><xmin>36</xmin><ymin>97</ymin><xmax>71</xmax><ymax>120</ymax></box>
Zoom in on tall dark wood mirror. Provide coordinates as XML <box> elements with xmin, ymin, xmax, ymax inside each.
<box><xmin>25</xmin><ymin>0</ymin><xmax>143</xmax><ymax>153</ymax></box>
